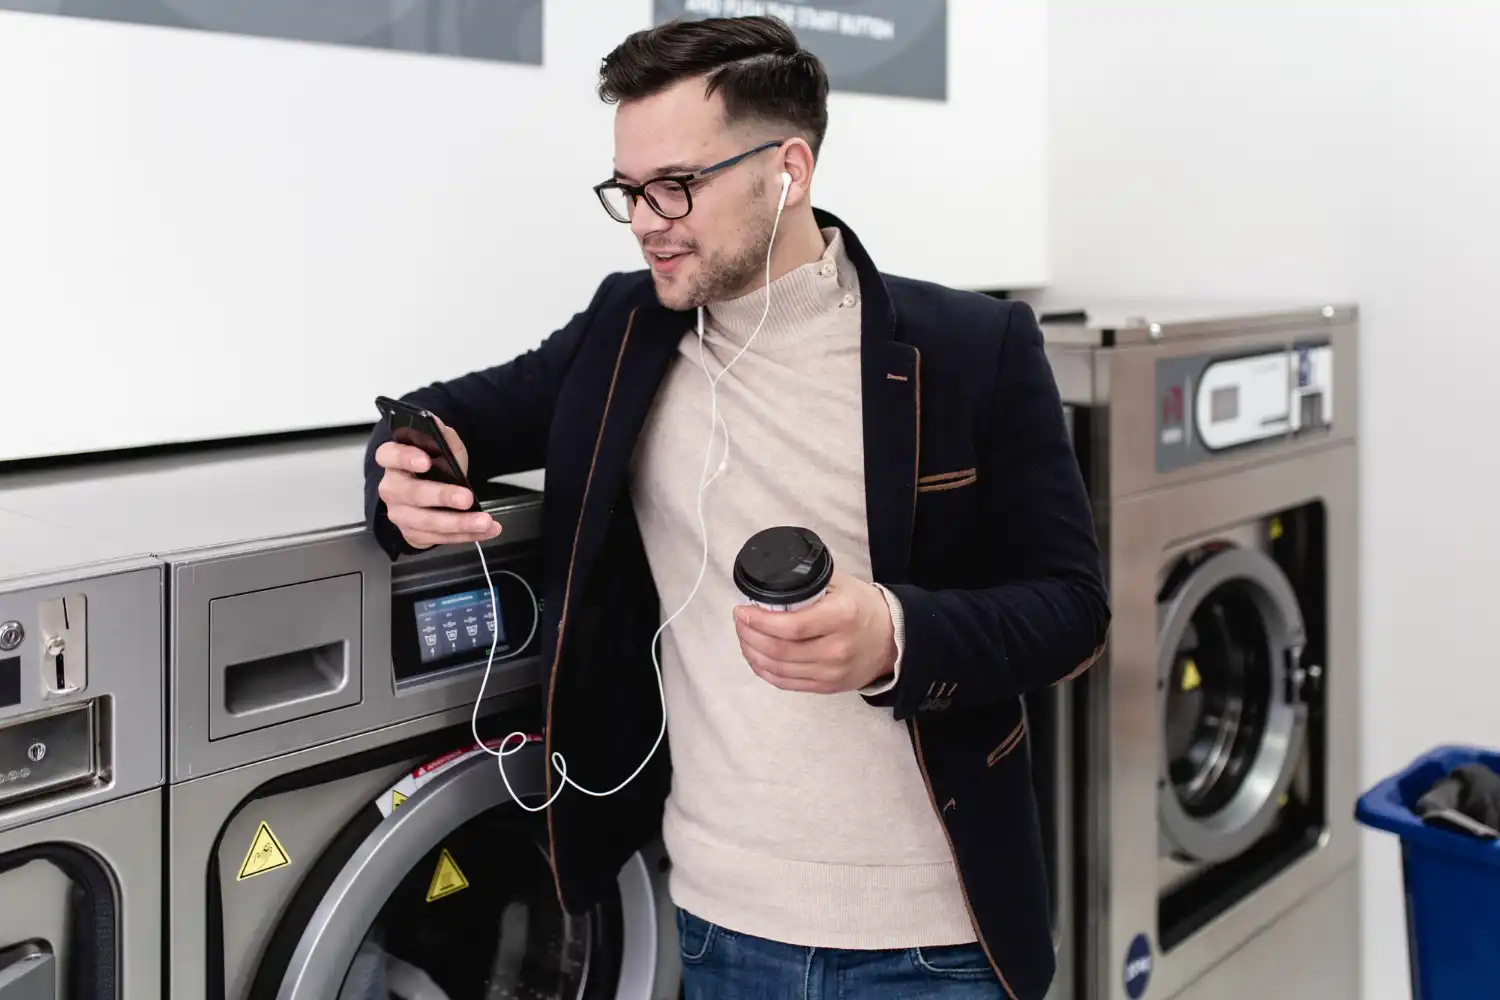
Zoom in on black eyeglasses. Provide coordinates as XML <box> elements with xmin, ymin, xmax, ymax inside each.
<box><xmin>594</xmin><ymin>140</ymin><xmax>786</xmax><ymax>223</ymax></box>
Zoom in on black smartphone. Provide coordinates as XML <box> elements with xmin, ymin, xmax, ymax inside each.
<box><xmin>374</xmin><ymin>396</ymin><xmax>478</xmax><ymax>509</ymax></box>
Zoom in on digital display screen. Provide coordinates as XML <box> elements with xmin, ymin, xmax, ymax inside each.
<box><xmin>413</xmin><ymin>588</ymin><xmax>505</xmax><ymax>665</ymax></box>
<box><xmin>1210</xmin><ymin>385</ymin><xmax>1239</xmax><ymax>424</ymax></box>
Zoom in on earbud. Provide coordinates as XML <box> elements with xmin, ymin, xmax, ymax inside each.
<box><xmin>778</xmin><ymin>171</ymin><xmax>791</xmax><ymax>210</ymax></box>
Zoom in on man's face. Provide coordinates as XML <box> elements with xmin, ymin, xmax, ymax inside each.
<box><xmin>611</xmin><ymin>77</ymin><xmax>779</xmax><ymax>311</ymax></box>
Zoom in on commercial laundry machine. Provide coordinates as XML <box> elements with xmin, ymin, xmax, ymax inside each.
<box><xmin>1036</xmin><ymin>301</ymin><xmax>1361</xmax><ymax>1000</ymax></box>
<box><xmin>0</xmin><ymin>519</ymin><xmax>166</xmax><ymax>998</ymax></box>
<box><xmin>0</xmin><ymin>433</ymin><xmax>681</xmax><ymax>1000</ymax></box>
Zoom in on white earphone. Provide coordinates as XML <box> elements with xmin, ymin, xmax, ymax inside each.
<box><xmin>476</xmin><ymin>163</ymin><xmax>795</xmax><ymax>812</ymax></box>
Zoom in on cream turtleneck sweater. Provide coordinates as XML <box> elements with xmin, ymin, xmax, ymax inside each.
<box><xmin>628</xmin><ymin>227</ymin><xmax>975</xmax><ymax>949</ymax></box>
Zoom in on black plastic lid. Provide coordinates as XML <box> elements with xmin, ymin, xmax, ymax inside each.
<box><xmin>732</xmin><ymin>526</ymin><xmax>835</xmax><ymax>605</ymax></box>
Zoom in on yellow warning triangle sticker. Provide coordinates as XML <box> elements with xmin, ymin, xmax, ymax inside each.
<box><xmin>1181</xmin><ymin>659</ymin><xmax>1202</xmax><ymax>693</ymax></box>
<box><xmin>426</xmin><ymin>848</ymin><xmax>469</xmax><ymax>902</ymax></box>
<box><xmin>391</xmin><ymin>790</ymin><xmax>407</xmax><ymax>809</ymax></box>
<box><xmin>237</xmin><ymin>821</ymin><xmax>291</xmax><ymax>881</ymax></box>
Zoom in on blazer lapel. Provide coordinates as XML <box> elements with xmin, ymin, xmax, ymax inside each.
<box><xmin>863</xmin><ymin>334</ymin><xmax>920</xmax><ymax>584</ymax></box>
<box><xmin>564</xmin><ymin>301</ymin><xmax>687</xmax><ymax>603</ymax></box>
<box><xmin>818</xmin><ymin>207</ymin><xmax>920</xmax><ymax>586</ymax></box>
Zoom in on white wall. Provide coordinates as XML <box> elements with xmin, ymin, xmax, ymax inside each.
<box><xmin>1047</xmin><ymin>2</ymin><xmax>1500</xmax><ymax>998</ymax></box>
<box><xmin>0</xmin><ymin>0</ymin><xmax>1047</xmax><ymax>463</ymax></box>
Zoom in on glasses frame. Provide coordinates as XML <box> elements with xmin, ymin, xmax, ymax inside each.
<box><xmin>593</xmin><ymin>139</ymin><xmax>786</xmax><ymax>223</ymax></box>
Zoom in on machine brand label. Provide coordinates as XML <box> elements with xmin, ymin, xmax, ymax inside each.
<box><xmin>1124</xmin><ymin>933</ymin><xmax>1153</xmax><ymax>999</ymax></box>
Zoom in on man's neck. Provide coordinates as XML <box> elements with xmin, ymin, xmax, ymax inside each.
<box><xmin>764</xmin><ymin>209</ymin><xmax>828</xmax><ymax>285</ymax></box>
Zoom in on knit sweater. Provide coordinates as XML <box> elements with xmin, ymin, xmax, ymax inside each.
<box><xmin>628</xmin><ymin>228</ymin><xmax>976</xmax><ymax>949</ymax></box>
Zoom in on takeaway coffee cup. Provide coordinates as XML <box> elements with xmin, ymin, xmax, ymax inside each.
<box><xmin>733</xmin><ymin>526</ymin><xmax>834</xmax><ymax>612</ymax></box>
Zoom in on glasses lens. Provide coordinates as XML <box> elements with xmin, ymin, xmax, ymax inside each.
<box><xmin>598</xmin><ymin>186</ymin><xmax>633</xmax><ymax>222</ymax></box>
<box><xmin>644</xmin><ymin>180</ymin><xmax>690</xmax><ymax>220</ymax></box>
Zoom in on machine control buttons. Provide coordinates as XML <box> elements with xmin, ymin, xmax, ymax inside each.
<box><xmin>0</xmin><ymin>621</ymin><xmax>23</xmax><ymax>651</ymax></box>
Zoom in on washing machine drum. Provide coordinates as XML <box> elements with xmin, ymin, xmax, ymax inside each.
<box><xmin>1156</xmin><ymin>545</ymin><xmax>1310</xmax><ymax>864</ymax></box>
<box><xmin>255</xmin><ymin>745</ymin><xmax>670</xmax><ymax>1000</ymax></box>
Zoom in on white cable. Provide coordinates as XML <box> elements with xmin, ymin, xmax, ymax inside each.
<box><xmin>475</xmin><ymin>176</ymin><xmax>789</xmax><ymax>810</ymax></box>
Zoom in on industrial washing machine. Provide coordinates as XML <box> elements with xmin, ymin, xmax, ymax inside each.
<box><xmin>1037</xmin><ymin>301</ymin><xmax>1361</xmax><ymax>1000</ymax></box>
<box><xmin>0</xmin><ymin>434</ymin><xmax>680</xmax><ymax>1000</ymax></box>
<box><xmin>0</xmin><ymin>518</ymin><xmax>166</xmax><ymax>997</ymax></box>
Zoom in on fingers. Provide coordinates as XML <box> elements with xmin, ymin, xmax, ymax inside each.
<box><xmin>375</xmin><ymin>441</ymin><xmax>432</xmax><ymax>475</ymax></box>
<box><xmin>377</xmin><ymin>461</ymin><xmax>497</xmax><ymax>549</ymax></box>
<box><xmin>734</xmin><ymin>594</ymin><xmax>853</xmax><ymax>642</ymax></box>
<box><xmin>386</xmin><ymin>502</ymin><xmax>499</xmax><ymax>543</ymax></box>
<box><xmin>736</xmin><ymin>620</ymin><xmax>852</xmax><ymax>666</ymax></box>
<box><xmin>739</xmin><ymin>639</ymin><xmax>842</xmax><ymax>693</ymax></box>
<box><xmin>378</xmin><ymin>468</ymin><xmax>475</xmax><ymax>512</ymax></box>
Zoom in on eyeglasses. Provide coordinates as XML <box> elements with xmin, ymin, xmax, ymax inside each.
<box><xmin>593</xmin><ymin>140</ymin><xmax>786</xmax><ymax>224</ymax></box>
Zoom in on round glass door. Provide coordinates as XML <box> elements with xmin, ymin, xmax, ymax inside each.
<box><xmin>335</xmin><ymin>813</ymin><xmax>620</xmax><ymax>1000</ymax></box>
<box><xmin>1156</xmin><ymin>544</ymin><xmax>1309</xmax><ymax>864</ymax></box>
<box><xmin>269</xmin><ymin>743</ymin><xmax>671</xmax><ymax>1000</ymax></box>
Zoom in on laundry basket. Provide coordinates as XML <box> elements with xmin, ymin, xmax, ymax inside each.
<box><xmin>1355</xmin><ymin>744</ymin><xmax>1500</xmax><ymax>1000</ymax></box>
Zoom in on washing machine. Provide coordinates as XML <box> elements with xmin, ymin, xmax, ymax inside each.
<box><xmin>0</xmin><ymin>433</ymin><xmax>681</xmax><ymax>1000</ymax></box>
<box><xmin>0</xmin><ymin>518</ymin><xmax>166</xmax><ymax>998</ymax></box>
<box><xmin>1036</xmin><ymin>301</ymin><xmax>1361</xmax><ymax>1000</ymax></box>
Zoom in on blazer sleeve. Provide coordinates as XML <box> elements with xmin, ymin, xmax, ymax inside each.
<box><xmin>363</xmin><ymin>274</ymin><xmax>621</xmax><ymax>559</ymax></box>
<box><xmin>872</xmin><ymin>301</ymin><xmax>1111</xmax><ymax>719</ymax></box>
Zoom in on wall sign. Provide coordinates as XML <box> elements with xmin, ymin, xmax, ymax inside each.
<box><xmin>0</xmin><ymin>0</ymin><xmax>545</xmax><ymax>65</ymax></box>
<box><xmin>654</xmin><ymin>0</ymin><xmax>947</xmax><ymax>101</ymax></box>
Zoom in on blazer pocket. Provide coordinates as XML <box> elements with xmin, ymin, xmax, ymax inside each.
<box><xmin>917</xmin><ymin>467</ymin><xmax>978</xmax><ymax>493</ymax></box>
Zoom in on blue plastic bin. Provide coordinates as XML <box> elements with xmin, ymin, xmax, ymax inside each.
<box><xmin>1355</xmin><ymin>744</ymin><xmax>1500</xmax><ymax>1000</ymax></box>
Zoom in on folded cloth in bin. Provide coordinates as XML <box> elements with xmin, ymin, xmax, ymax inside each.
<box><xmin>1415</xmin><ymin>762</ymin><xmax>1500</xmax><ymax>840</ymax></box>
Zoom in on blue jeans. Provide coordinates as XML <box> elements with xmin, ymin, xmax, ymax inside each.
<box><xmin>676</xmin><ymin>909</ymin><xmax>1010</xmax><ymax>999</ymax></box>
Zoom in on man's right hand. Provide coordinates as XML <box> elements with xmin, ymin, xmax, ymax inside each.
<box><xmin>374</xmin><ymin>418</ymin><xmax>501</xmax><ymax>550</ymax></box>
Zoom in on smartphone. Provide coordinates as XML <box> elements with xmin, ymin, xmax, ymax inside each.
<box><xmin>374</xmin><ymin>396</ymin><xmax>478</xmax><ymax>509</ymax></box>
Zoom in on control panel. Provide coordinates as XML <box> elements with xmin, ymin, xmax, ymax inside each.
<box><xmin>1156</xmin><ymin>342</ymin><xmax>1334</xmax><ymax>473</ymax></box>
<box><xmin>389</xmin><ymin>547</ymin><xmax>543</xmax><ymax>688</ymax></box>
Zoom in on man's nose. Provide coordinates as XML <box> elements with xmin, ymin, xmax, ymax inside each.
<box><xmin>631</xmin><ymin>198</ymin><xmax>670</xmax><ymax>242</ymax></box>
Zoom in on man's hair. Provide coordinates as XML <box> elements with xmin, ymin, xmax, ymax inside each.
<box><xmin>598</xmin><ymin>16</ymin><xmax>830</xmax><ymax>158</ymax></box>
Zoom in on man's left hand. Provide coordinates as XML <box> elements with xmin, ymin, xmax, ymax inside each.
<box><xmin>733</xmin><ymin>569</ymin><xmax>897</xmax><ymax>694</ymax></box>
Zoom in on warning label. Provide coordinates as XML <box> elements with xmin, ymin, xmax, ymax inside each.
<box><xmin>1181</xmin><ymin>659</ymin><xmax>1202</xmax><ymax>693</ymax></box>
<box><xmin>426</xmin><ymin>848</ymin><xmax>469</xmax><ymax>902</ymax></box>
<box><xmin>374</xmin><ymin>735</ymin><xmax>543</xmax><ymax>819</ymax></box>
<box><xmin>237</xmin><ymin>821</ymin><xmax>291</xmax><ymax>881</ymax></box>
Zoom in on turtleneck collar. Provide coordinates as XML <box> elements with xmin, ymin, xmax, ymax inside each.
<box><xmin>703</xmin><ymin>227</ymin><xmax>860</xmax><ymax>351</ymax></box>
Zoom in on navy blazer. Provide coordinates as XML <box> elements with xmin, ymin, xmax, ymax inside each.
<box><xmin>364</xmin><ymin>208</ymin><xmax>1110</xmax><ymax>1000</ymax></box>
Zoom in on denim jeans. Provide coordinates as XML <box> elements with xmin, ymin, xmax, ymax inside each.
<box><xmin>676</xmin><ymin>908</ymin><xmax>1011</xmax><ymax>1000</ymax></box>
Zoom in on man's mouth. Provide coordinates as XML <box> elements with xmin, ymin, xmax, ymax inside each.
<box><xmin>647</xmin><ymin>249</ymin><xmax>692</xmax><ymax>274</ymax></box>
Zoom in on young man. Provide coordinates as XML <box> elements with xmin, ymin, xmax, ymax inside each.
<box><xmin>365</xmin><ymin>15</ymin><xmax>1109</xmax><ymax>1000</ymax></box>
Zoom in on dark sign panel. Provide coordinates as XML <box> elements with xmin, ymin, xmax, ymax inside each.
<box><xmin>0</xmin><ymin>0</ymin><xmax>544</xmax><ymax>65</ymax></box>
<box><xmin>654</xmin><ymin>0</ymin><xmax>947</xmax><ymax>101</ymax></box>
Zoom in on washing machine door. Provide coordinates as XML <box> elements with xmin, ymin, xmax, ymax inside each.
<box><xmin>0</xmin><ymin>845</ymin><xmax>116</xmax><ymax>1000</ymax></box>
<box><xmin>1156</xmin><ymin>545</ymin><xmax>1310</xmax><ymax>864</ymax></box>
<box><xmin>261</xmin><ymin>740</ymin><xmax>673</xmax><ymax>1000</ymax></box>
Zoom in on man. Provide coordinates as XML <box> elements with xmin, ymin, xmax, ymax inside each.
<box><xmin>365</xmin><ymin>15</ymin><xmax>1109</xmax><ymax>1000</ymax></box>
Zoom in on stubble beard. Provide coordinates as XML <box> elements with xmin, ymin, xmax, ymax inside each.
<box><xmin>654</xmin><ymin>186</ymin><xmax>776</xmax><ymax>312</ymax></box>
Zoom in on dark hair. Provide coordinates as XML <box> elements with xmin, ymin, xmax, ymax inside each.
<box><xmin>598</xmin><ymin>16</ymin><xmax>830</xmax><ymax>158</ymax></box>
